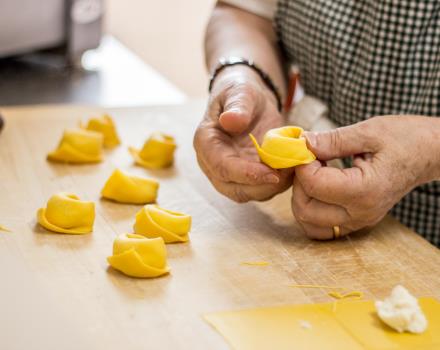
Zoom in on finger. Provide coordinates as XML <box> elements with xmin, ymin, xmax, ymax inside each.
<box><xmin>297</xmin><ymin>221</ymin><xmax>349</xmax><ymax>240</ymax></box>
<box><xmin>295</xmin><ymin>160</ymin><xmax>366</xmax><ymax>205</ymax></box>
<box><xmin>214</xmin><ymin>155</ymin><xmax>280</xmax><ymax>185</ymax></box>
<box><xmin>195</xmin><ymin>126</ymin><xmax>281</xmax><ymax>185</ymax></box>
<box><xmin>291</xmin><ymin>178</ymin><xmax>351</xmax><ymax>227</ymax></box>
<box><xmin>353</xmin><ymin>153</ymin><xmax>372</xmax><ymax>167</ymax></box>
<box><xmin>304</xmin><ymin>122</ymin><xmax>381</xmax><ymax>161</ymax></box>
<box><xmin>293</xmin><ymin>209</ymin><xmax>350</xmax><ymax>240</ymax></box>
<box><xmin>207</xmin><ymin>169</ymin><xmax>292</xmax><ymax>203</ymax></box>
<box><xmin>195</xmin><ymin>150</ymin><xmax>213</xmax><ymax>182</ymax></box>
<box><xmin>218</xmin><ymin>84</ymin><xmax>259</xmax><ymax>134</ymax></box>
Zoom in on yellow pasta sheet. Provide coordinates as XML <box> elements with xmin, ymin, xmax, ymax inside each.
<box><xmin>204</xmin><ymin>298</ymin><xmax>440</xmax><ymax>350</ymax></box>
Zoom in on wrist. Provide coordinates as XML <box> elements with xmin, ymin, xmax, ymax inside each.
<box><xmin>418</xmin><ymin>117</ymin><xmax>440</xmax><ymax>184</ymax></box>
<box><xmin>209</xmin><ymin>57</ymin><xmax>283</xmax><ymax>111</ymax></box>
<box><xmin>213</xmin><ymin>64</ymin><xmax>261</xmax><ymax>84</ymax></box>
<box><xmin>210</xmin><ymin>65</ymin><xmax>280</xmax><ymax>111</ymax></box>
<box><xmin>430</xmin><ymin>118</ymin><xmax>440</xmax><ymax>181</ymax></box>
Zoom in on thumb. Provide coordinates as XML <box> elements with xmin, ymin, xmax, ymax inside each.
<box><xmin>304</xmin><ymin>123</ymin><xmax>380</xmax><ymax>161</ymax></box>
<box><xmin>218</xmin><ymin>87</ymin><xmax>258</xmax><ymax>134</ymax></box>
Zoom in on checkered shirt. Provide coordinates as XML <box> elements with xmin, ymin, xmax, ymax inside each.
<box><xmin>274</xmin><ymin>0</ymin><xmax>440</xmax><ymax>246</ymax></box>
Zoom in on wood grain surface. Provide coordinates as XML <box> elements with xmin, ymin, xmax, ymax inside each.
<box><xmin>1</xmin><ymin>102</ymin><xmax>439</xmax><ymax>350</ymax></box>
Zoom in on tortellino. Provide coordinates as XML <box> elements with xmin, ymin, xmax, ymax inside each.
<box><xmin>81</xmin><ymin>114</ymin><xmax>120</xmax><ymax>148</ymax></box>
<box><xmin>101</xmin><ymin>169</ymin><xmax>159</xmax><ymax>204</ymax></box>
<box><xmin>249</xmin><ymin>126</ymin><xmax>315</xmax><ymax>169</ymax></box>
<box><xmin>129</xmin><ymin>132</ymin><xmax>176</xmax><ymax>169</ymax></box>
<box><xmin>37</xmin><ymin>192</ymin><xmax>95</xmax><ymax>234</ymax></box>
<box><xmin>47</xmin><ymin>129</ymin><xmax>103</xmax><ymax>163</ymax></box>
<box><xmin>107</xmin><ymin>233</ymin><xmax>170</xmax><ymax>278</ymax></box>
<box><xmin>133</xmin><ymin>204</ymin><xmax>191</xmax><ymax>243</ymax></box>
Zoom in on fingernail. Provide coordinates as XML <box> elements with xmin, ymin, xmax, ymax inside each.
<box><xmin>305</xmin><ymin>132</ymin><xmax>317</xmax><ymax>149</ymax></box>
<box><xmin>264</xmin><ymin>174</ymin><xmax>280</xmax><ymax>184</ymax></box>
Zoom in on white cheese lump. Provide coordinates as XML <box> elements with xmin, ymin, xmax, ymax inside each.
<box><xmin>375</xmin><ymin>285</ymin><xmax>427</xmax><ymax>334</ymax></box>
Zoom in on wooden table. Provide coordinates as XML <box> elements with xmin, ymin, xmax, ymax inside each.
<box><xmin>1</xmin><ymin>103</ymin><xmax>439</xmax><ymax>350</ymax></box>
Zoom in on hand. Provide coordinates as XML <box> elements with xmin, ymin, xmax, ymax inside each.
<box><xmin>194</xmin><ymin>66</ymin><xmax>293</xmax><ymax>202</ymax></box>
<box><xmin>291</xmin><ymin>115</ymin><xmax>440</xmax><ymax>239</ymax></box>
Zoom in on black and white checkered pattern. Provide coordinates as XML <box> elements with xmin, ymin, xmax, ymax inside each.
<box><xmin>275</xmin><ymin>0</ymin><xmax>440</xmax><ymax>246</ymax></box>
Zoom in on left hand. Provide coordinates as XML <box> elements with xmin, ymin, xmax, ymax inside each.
<box><xmin>194</xmin><ymin>66</ymin><xmax>293</xmax><ymax>203</ymax></box>
<box><xmin>291</xmin><ymin>115</ymin><xmax>440</xmax><ymax>239</ymax></box>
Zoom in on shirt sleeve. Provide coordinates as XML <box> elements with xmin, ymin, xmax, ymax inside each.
<box><xmin>219</xmin><ymin>0</ymin><xmax>277</xmax><ymax>20</ymax></box>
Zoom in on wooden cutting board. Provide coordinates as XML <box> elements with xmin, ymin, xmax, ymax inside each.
<box><xmin>0</xmin><ymin>102</ymin><xmax>439</xmax><ymax>350</ymax></box>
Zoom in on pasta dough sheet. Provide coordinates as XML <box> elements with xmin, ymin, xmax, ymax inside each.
<box><xmin>203</xmin><ymin>298</ymin><xmax>440</xmax><ymax>350</ymax></box>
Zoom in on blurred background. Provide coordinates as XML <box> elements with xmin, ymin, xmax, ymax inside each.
<box><xmin>0</xmin><ymin>0</ymin><xmax>216</xmax><ymax>106</ymax></box>
<box><xmin>106</xmin><ymin>0</ymin><xmax>214</xmax><ymax>98</ymax></box>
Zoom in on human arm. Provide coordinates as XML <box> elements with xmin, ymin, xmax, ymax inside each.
<box><xmin>194</xmin><ymin>2</ymin><xmax>291</xmax><ymax>202</ymax></box>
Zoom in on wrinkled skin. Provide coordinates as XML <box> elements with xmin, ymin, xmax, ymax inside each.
<box><xmin>292</xmin><ymin>115</ymin><xmax>440</xmax><ymax>239</ymax></box>
<box><xmin>194</xmin><ymin>67</ymin><xmax>293</xmax><ymax>202</ymax></box>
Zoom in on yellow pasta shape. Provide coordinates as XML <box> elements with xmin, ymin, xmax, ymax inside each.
<box><xmin>241</xmin><ymin>261</ymin><xmax>270</xmax><ymax>266</ymax></box>
<box><xmin>47</xmin><ymin>128</ymin><xmax>103</xmax><ymax>163</ymax></box>
<box><xmin>37</xmin><ymin>192</ymin><xmax>95</xmax><ymax>234</ymax></box>
<box><xmin>101</xmin><ymin>169</ymin><xmax>159</xmax><ymax>204</ymax></box>
<box><xmin>129</xmin><ymin>132</ymin><xmax>176</xmax><ymax>169</ymax></box>
<box><xmin>81</xmin><ymin>114</ymin><xmax>120</xmax><ymax>148</ymax></box>
<box><xmin>328</xmin><ymin>291</ymin><xmax>364</xmax><ymax>300</ymax></box>
<box><xmin>0</xmin><ymin>225</ymin><xmax>11</xmax><ymax>233</ymax></box>
<box><xmin>249</xmin><ymin>126</ymin><xmax>316</xmax><ymax>169</ymax></box>
<box><xmin>133</xmin><ymin>204</ymin><xmax>191</xmax><ymax>243</ymax></box>
<box><xmin>289</xmin><ymin>284</ymin><xmax>345</xmax><ymax>290</ymax></box>
<box><xmin>107</xmin><ymin>233</ymin><xmax>170</xmax><ymax>278</ymax></box>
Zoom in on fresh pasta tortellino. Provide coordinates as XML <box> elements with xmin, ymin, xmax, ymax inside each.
<box><xmin>250</xmin><ymin>126</ymin><xmax>315</xmax><ymax>169</ymax></box>
<box><xmin>47</xmin><ymin>129</ymin><xmax>104</xmax><ymax>164</ymax></box>
<box><xmin>101</xmin><ymin>169</ymin><xmax>159</xmax><ymax>204</ymax></box>
<box><xmin>107</xmin><ymin>233</ymin><xmax>170</xmax><ymax>278</ymax></box>
<box><xmin>37</xmin><ymin>192</ymin><xmax>95</xmax><ymax>234</ymax></box>
<box><xmin>81</xmin><ymin>114</ymin><xmax>120</xmax><ymax>148</ymax></box>
<box><xmin>129</xmin><ymin>132</ymin><xmax>176</xmax><ymax>169</ymax></box>
<box><xmin>133</xmin><ymin>204</ymin><xmax>191</xmax><ymax>243</ymax></box>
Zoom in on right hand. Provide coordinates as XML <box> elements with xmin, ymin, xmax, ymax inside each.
<box><xmin>193</xmin><ymin>66</ymin><xmax>293</xmax><ymax>202</ymax></box>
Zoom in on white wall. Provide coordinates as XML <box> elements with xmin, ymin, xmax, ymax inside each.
<box><xmin>105</xmin><ymin>0</ymin><xmax>216</xmax><ymax>98</ymax></box>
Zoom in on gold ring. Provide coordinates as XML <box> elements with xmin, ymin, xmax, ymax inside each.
<box><xmin>332</xmin><ymin>226</ymin><xmax>341</xmax><ymax>239</ymax></box>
